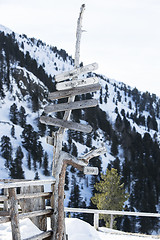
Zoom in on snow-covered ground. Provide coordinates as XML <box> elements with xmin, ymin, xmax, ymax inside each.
<box><xmin>0</xmin><ymin>217</ymin><xmax>158</xmax><ymax>240</ymax></box>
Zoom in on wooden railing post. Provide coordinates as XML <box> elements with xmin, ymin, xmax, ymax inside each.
<box><xmin>8</xmin><ymin>187</ymin><xmax>21</xmax><ymax>240</ymax></box>
<box><xmin>3</xmin><ymin>188</ymin><xmax>8</xmax><ymax>211</ymax></box>
<box><xmin>94</xmin><ymin>213</ymin><xmax>99</xmax><ymax>230</ymax></box>
<box><xmin>110</xmin><ymin>214</ymin><xmax>114</xmax><ymax>229</ymax></box>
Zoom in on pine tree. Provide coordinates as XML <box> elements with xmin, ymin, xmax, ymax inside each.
<box><xmin>11</xmin><ymin>125</ymin><xmax>16</xmax><ymax>138</ymax></box>
<box><xmin>0</xmin><ymin>135</ymin><xmax>13</xmax><ymax>168</ymax></box>
<box><xmin>9</xmin><ymin>103</ymin><xmax>19</xmax><ymax>124</ymax></box>
<box><xmin>18</xmin><ymin>106</ymin><xmax>27</xmax><ymax>127</ymax></box>
<box><xmin>27</xmin><ymin>152</ymin><xmax>31</xmax><ymax>170</ymax></box>
<box><xmin>43</xmin><ymin>151</ymin><xmax>50</xmax><ymax>176</ymax></box>
<box><xmin>10</xmin><ymin>146</ymin><xmax>24</xmax><ymax>179</ymax></box>
<box><xmin>111</xmin><ymin>132</ymin><xmax>118</xmax><ymax>156</ymax></box>
<box><xmin>91</xmin><ymin>168</ymin><xmax>129</xmax><ymax>228</ymax></box>
<box><xmin>64</xmin><ymin>170</ymin><xmax>69</xmax><ymax>191</ymax></box>
<box><xmin>68</xmin><ymin>175</ymin><xmax>82</xmax><ymax>211</ymax></box>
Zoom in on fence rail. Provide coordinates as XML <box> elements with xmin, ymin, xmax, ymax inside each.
<box><xmin>64</xmin><ymin>207</ymin><xmax>160</xmax><ymax>229</ymax></box>
<box><xmin>0</xmin><ymin>178</ymin><xmax>55</xmax><ymax>240</ymax></box>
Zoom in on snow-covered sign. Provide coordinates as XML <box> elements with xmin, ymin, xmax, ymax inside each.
<box><xmin>48</xmin><ymin>83</ymin><xmax>101</xmax><ymax>100</ymax></box>
<box><xmin>40</xmin><ymin>116</ymin><xmax>92</xmax><ymax>133</ymax></box>
<box><xmin>83</xmin><ymin>166</ymin><xmax>98</xmax><ymax>175</ymax></box>
<box><xmin>56</xmin><ymin>77</ymin><xmax>99</xmax><ymax>91</ymax></box>
<box><xmin>44</xmin><ymin>99</ymin><xmax>98</xmax><ymax>114</ymax></box>
<box><xmin>55</xmin><ymin>62</ymin><xmax>98</xmax><ymax>82</ymax></box>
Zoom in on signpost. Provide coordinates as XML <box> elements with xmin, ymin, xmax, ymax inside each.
<box><xmin>48</xmin><ymin>83</ymin><xmax>101</xmax><ymax>100</ymax></box>
<box><xmin>55</xmin><ymin>62</ymin><xmax>98</xmax><ymax>82</ymax></box>
<box><xmin>39</xmin><ymin>4</ymin><xmax>106</xmax><ymax>240</ymax></box>
<box><xmin>83</xmin><ymin>166</ymin><xmax>98</xmax><ymax>175</ymax></box>
<box><xmin>40</xmin><ymin>116</ymin><xmax>93</xmax><ymax>133</ymax></box>
<box><xmin>56</xmin><ymin>77</ymin><xmax>99</xmax><ymax>91</ymax></box>
<box><xmin>44</xmin><ymin>99</ymin><xmax>98</xmax><ymax>114</ymax></box>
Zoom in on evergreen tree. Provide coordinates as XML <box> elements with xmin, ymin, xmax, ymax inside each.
<box><xmin>27</xmin><ymin>152</ymin><xmax>31</xmax><ymax>170</ymax></box>
<box><xmin>43</xmin><ymin>151</ymin><xmax>50</xmax><ymax>176</ymax></box>
<box><xmin>11</xmin><ymin>125</ymin><xmax>16</xmax><ymax>138</ymax></box>
<box><xmin>21</xmin><ymin>124</ymin><xmax>34</xmax><ymax>151</ymax></box>
<box><xmin>34</xmin><ymin>172</ymin><xmax>40</xmax><ymax>180</ymax></box>
<box><xmin>91</xmin><ymin>168</ymin><xmax>129</xmax><ymax>228</ymax></box>
<box><xmin>0</xmin><ymin>135</ymin><xmax>13</xmax><ymax>168</ymax></box>
<box><xmin>18</xmin><ymin>106</ymin><xmax>27</xmax><ymax>127</ymax></box>
<box><xmin>111</xmin><ymin>132</ymin><xmax>118</xmax><ymax>156</ymax></box>
<box><xmin>10</xmin><ymin>146</ymin><xmax>24</xmax><ymax>179</ymax></box>
<box><xmin>64</xmin><ymin>170</ymin><xmax>69</xmax><ymax>191</ymax></box>
<box><xmin>9</xmin><ymin>103</ymin><xmax>18</xmax><ymax>124</ymax></box>
<box><xmin>68</xmin><ymin>175</ymin><xmax>82</xmax><ymax>211</ymax></box>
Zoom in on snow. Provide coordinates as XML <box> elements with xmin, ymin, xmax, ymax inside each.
<box><xmin>0</xmin><ymin>217</ymin><xmax>157</xmax><ymax>240</ymax></box>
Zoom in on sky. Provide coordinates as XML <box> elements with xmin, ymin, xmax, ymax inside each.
<box><xmin>0</xmin><ymin>0</ymin><xmax>160</xmax><ymax>96</ymax></box>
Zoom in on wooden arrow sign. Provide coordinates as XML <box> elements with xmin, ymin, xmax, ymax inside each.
<box><xmin>83</xmin><ymin>166</ymin><xmax>98</xmax><ymax>175</ymax></box>
<box><xmin>44</xmin><ymin>99</ymin><xmax>98</xmax><ymax>114</ymax></box>
<box><xmin>56</xmin><ymin>77</ymin><xmax>99</xmax><ymax>91</ymax></box>
<box><xmin>40</xmin><ymin>116</ymin><xmax>92</xmax><ymax>133</ymax></box>
<box><xmin>48</xmin><ymin>83</ymin><xmax>101</xmax><ymax>100</ymax></box>
<box><xmin>55</xmin><ymin>62</ymin><xmax>98</xmax><ymax>82</ymax></box>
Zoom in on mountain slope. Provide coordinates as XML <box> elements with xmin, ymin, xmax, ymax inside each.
<box><xmin>0</xmin><ymin>25</ymin><xmax>160</xmax><ymax>234</ymax></box>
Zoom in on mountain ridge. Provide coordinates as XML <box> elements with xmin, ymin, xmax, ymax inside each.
<box><xmin>0</xmin><ymin>25</ymin><xmax>160</xmax><ymax>234</ymax></box>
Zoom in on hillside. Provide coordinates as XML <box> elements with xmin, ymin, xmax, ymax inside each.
<box><xmin>0</xmin><ymin>25</ymin><xmax>160</xmax><ymax>234</ymax></box>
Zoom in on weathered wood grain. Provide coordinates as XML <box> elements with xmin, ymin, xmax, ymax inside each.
<box><xmin>8</xmin><ymin>188</ymin><xmax>21</xmax><ymax>240</ymax></box>
<box><xmin>56</xmin><ymin>77</ymin><xmax>99</xmax><ymax>90</ymax></box>
<box><xmin>55</xmin><ymin>62</ymin><xmax>98</xmax><ymax>82</ymax></box>
<box><xmin>44</xmin><ymin>99</ymin><xmax>98</xmax><ymax>113</ymax></box>
<box><xmin>19</xmin><ymin>209</ymin><xmax>53</xmax><ymax>219</ymax></box>
<box><xmin>20</xmin><ymin>185</ymin><xmax>47</xmax><ymax>231</ymax></box>
<box><xmin>17</xmin><ymin>191</ymin><xmax>51</xmax><ymax>200</ymax></box>
<box><xmin>83</xmin><ymin>166</ymin><xmax>98</xmax><ymax>175</ymax></box>
<box><xmin>40</xmin><ymin>116</ymin><xmax>92</xmax><ymax>133</ymax></box>
<box><xmin>48</xmin><ymin>83</ymin><xmax>101</xmax><ymax>100</ymax></box>
<box><xmin>0</xmin><ymin>179</ymin><xmax>55</xmax><ymax>189</ymax></box>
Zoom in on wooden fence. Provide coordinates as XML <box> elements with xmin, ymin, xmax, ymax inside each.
<box><xmin>0</xmin><ymin>178</ymin><xmax>55</xmax><ymax>240</ymax></box>
<box><xmin>64</xmin><ymin>207</ymin><xmax>160</xmax><ymax>230</ymax></box>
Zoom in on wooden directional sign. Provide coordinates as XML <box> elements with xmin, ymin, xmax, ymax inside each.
<box><xmin>40</xmin><ymin>116</ymin><xmax>92</xmax><ymax>133</ymax></box>
<box><xmin>55</xmin><ymin>62</ymin><xmax>98</xmax><ymax>82</ymax></box>
<box><xmin>44</xmin><ymin>99</ymin><xmax>98</xmax><ymax>114</ymax></box>
<box><xmin>48</xmin><ymin>83</ymin><xmax>101</xmax><ymax>100</ymax></box>
<box><xmin>83</xmin><ymin>166</ymin><xmax>98</xmax><ymax>175</ymax></box>
<box><xmin>56</xmin><ymin>77</ymin><xmax>99</xmax><ymax>91</ymax></box>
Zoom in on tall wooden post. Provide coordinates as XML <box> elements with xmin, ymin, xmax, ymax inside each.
<box><xmin>51</xmin><ymin>5</ymin><xmax>86</xmax><ymax>240</ymax></box>
<box><xmin>8</xmin><ymin>188</ymin><xmax>21</xmax><ymax>240</ymax></box>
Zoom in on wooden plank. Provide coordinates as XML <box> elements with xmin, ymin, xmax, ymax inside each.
<box><xmin>0</xmin><ymin>211</ymin><xmax>9</xmax><ymax>216</ymax></box>
<box><xmin>0</xmin><ymin>179</ymin><xmax>55</xmax><ymax>189</ymax></box>
<box><xmin>44</xmin><ymin>99</ymin><xmax>98</xmax><ymax>114</ymax></box>
<box><xmin>40</xmin><ymin>116</ymin><xmax>92</xmax><ymax>133</ymax></box>
<box><xmin>23</xmin><ymin>230</ymin><xmax>53</xmax><ymax>240</ymax></box>
<box><xmin>83</xmin><ymin>166</ymin><xmax>98</xmax><ymax>175</ymax></box>
<box><xmin>3</xmin><ymin>188</ymin><xmax>8</xmax><ymax>211</ymax></box>
<box><xmin>17</xmin><ymin>191</ymin><xmax>51</xmax><ymax>200</ymax></box>
<box><xmin>20</xmin><ymin>186</ymin><xmax>47</xmax><ymax>231</ymax></box>
<box><xmin>64</xmin><ymin>208</ymin><xmax>160</xmax><ymax>218</ymax></box>
<box><xmin>8</xmin><ymin>188</ymin><xmax>21</xmax><ymax>240</ymax></box>
<box><xmin>55</xmin><ymin>62</ymin><xmax>98</xmax><ymax>82</ymax></box>
<box><xmin>19</xmin><ymin>208</ymin><xmax>53</xmax><ymax>219</ymax></box>
<box><xmin>56</xmin><ymin>77</ymin><xmax>99</xmax><ymax>90</ymax></box>
<box><xmin>48</xmin><ymin>83</ymin><xmax>101</xmax><ymax>100</ymax></box>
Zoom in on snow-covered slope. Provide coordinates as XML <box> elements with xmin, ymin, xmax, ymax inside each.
<box><xmin>0</xmin><ymin>217</ymin><xmax>157</xmax><ymax>240</ymax></box>
<box><xmin>0</xmin><ymin>25</ymin><xmax>160</xmax><ymax>233</ymax></box>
